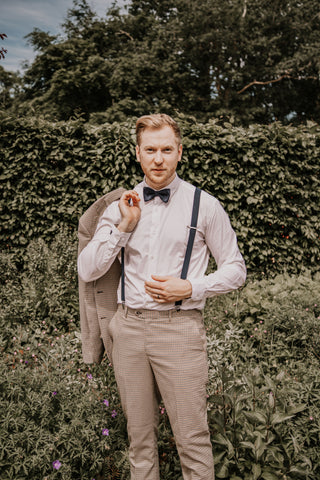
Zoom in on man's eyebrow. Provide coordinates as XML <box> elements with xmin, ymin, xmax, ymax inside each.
<box><xmin>143</xmin><ymin>144</ymin><xmax>175</xmax><ymax>149</ymax></box>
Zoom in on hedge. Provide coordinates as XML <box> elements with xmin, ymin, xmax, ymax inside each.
<box><xmin>0</xmin><ymin>113</ymin><xmax>319</xmax><ymax>274</ymax></box>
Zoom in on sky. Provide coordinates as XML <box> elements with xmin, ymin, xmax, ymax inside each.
<box><xmin>1</xmin><ymin>0</ymin><xmax>125</xmax><ymax>73</ymax></box>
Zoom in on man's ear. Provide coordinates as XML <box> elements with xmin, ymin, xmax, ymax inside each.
<box><xmin>136</xmin><ymin>145</ymin><xmax>141</xmax><ymax>162</ymax></box>
<box><xmin>178</xmin><ymin>144</ymin><xmax>183</xmax><ymax>162</ymax></box>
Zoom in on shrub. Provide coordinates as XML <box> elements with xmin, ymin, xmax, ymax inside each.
<box><xmin>204</xmin><ymin>272</ymin><xmax>320</xmax><ymax>479</ymax></box>
<box><xmin>0</xmin><ymin>228</ymin><xmax>79</xmax><ymax>335</ymax></box>
<box><xmin>1</xmin><ymin>113</ymin><xmax>319</xmax><ymax>275</ymax></box>
<box><xmin>1</xmin><ymin>334</ymin><xmax>127</xmax><ymax>480</ymax></box>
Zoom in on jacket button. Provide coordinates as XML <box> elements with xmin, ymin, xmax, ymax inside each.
<box><xmin>135</xmin><ymin>311</ymin><xmax>142</xmax><ymax>316</ymax></box>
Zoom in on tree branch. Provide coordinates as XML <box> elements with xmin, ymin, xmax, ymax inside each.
<box><xmin>237</xmin><ymin>74</ymin><xmax>291</xmax><ymax>93</ymax></box>
<box><xmin>116</xmin><ymin>30</ymin><xmax>134</xmax><ymax>42</ymax></box>
<box><xmin>237</xmin><ymin>72</ymin><xmax>318</xmax><ymax>94</ymax></box>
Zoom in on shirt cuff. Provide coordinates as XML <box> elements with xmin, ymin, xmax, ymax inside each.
<box><xmin>109</xmin><ymin>225</ymin><xmax>131</xmax><ymax>247</ymax></box>
<box><xmin>189</xmin><ymin>277</ymin><xmax>207</xmax><ymax>301</ymax></box>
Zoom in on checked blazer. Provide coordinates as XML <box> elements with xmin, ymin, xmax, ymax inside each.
<box><xmin>78</xmin><ymin>188</ymin><xmax>125</xmax><ymax>364</ymax></box>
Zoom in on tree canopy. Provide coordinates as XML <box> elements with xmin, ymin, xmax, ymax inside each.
<box><xmin>3</xmin><ymin>0</ymin><xmax>320</xmax><ymax>124</ymax></box>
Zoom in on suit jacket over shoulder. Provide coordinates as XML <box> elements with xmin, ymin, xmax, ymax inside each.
<box><xmin>78</xmin><ymin>187</ymin><xmax>125</xmax><ymax>364</ymax></box>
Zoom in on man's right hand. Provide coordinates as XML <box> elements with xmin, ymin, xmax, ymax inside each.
<box><xmin>117</xmin><ymin>190</ymin><xmax>141</xmax><ymax>232</ymax></box>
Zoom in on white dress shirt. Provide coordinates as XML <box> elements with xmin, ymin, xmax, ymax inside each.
<box><xmin>78</xmin><ymin>175</ymin><xmax>246</xmax><ymax>310</ymax></box>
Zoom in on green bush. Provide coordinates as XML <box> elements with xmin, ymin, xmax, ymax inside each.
<box><xmin>1</xmin><ymin>339</ymin><xmax>127</xmax><ymax>479</ymax></box>
<box><xmin>1</xmin><ymin>232</ymin><xmax>320</xmax><ymax>479</ymax></box>
<box><xmin>0</xmin><ymin>228</ymin><xmax>79</xmax><ymax>335</ymax></box>
<box><xmin>1</xmin><ymin>113</ymin><xmax>319</xmax><ymax>274</ymax></box>
<box><xmin>204</xmin><ymin>272</ymin><xmax>320</xmax><ymax>479</ymax></box>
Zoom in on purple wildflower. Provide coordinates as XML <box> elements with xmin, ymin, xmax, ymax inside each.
<box><xmin>52</xmin><ymin>460</ymin><xmax>61</xmax><ymax>470</ymax></box>
<box><xmin>111</xmin><ymin>410</ymin><xmax>117</xmax><ymax>418</ymax></box>
<box><xmin>102</xmin><ymin>428</ymin><xmax>109</xmax><ymax>436</ymax></box>
<box><xmin>87</xmin><ymin>373</ymin><xmax>93</xmax><ymax>379</ymax></box>
<box><xmin>103</xmin><ymin>399</ymin><xmax>109</xmax><ymax>407</ymax></box>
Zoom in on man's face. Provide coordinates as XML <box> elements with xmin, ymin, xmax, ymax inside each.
<box><xmin>136</xmin><ymin>125</ymin><xmax>182</xmax><ymax>190</ymax></box>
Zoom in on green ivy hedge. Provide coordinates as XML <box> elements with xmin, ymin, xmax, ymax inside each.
<box><xmin>1</xmin><ymin>113</ymin><xmax>319</xmax><ymax>274</ymax></box>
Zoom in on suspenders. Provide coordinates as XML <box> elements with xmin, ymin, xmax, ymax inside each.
<box><xmin>121</xmin><ymin>246</ymin><xmax>125</xmax><ymax>305</ymax></box>
<box><xmin>175</xmin><ymin>186</ymin><xmax>201</xmax><ymax>307</ymax></box>
<box><xmin>121</xmin><ymin>186</ymin><xmax>202</xmax><ymax>307</ymax></box>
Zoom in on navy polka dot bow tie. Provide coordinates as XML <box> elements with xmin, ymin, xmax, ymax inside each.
<box><xmin>143</xmin><ymin>186</ymin><xmax>170</xmax><ymax>203</ymax></box>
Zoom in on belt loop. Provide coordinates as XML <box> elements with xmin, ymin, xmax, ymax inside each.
<box><xmin>168</xmin><ymin>310</ymin><xmax>172</xmax><ymax>322</ymax></box>
<box><xmin>124</xmin><ymin>306</ymin><xmax>128</xmax><ymax>317</ymax></box>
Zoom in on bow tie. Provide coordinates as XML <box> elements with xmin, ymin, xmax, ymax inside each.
<box><xmin>143</xmin><ymin>186</ymin><xmax>170</xmax><ymax>203</ymax></box>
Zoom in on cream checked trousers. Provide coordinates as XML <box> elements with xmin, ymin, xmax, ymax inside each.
<box><xmin>108</xmin><ymin>305</ymin><xmax>215</xmax><ymax>480</ymax></box>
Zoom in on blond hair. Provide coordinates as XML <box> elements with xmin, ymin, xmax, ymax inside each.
<box><xmin>136</xmin><ymin>114</ymin><xmax>181</xmax><ymax>145</ymax></box>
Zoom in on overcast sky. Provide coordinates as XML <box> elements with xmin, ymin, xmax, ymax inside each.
<box><xmin>1</xmin><ymin>0</ymin><xmax>125</xmax><ymax>73</ymax></box>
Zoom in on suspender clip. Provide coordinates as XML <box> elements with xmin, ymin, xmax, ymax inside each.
<box><xmin>187</xmin><ymin>225</ymin><xmax>201</xmax><ymax>232</ymax></box>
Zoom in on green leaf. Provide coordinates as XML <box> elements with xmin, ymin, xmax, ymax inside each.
<box><xmin>252</xmin><ymin>463</ymin><xmax>261</xmax><ymax>480</ymax></box>
<box><xmin>261</xmin><ymin>472</ymin><xmax>281</xmax><ymax>480</ymax></box>
<box><xmin>270</xmin><ymin>413</ymin><xmax>294</xmax><ymax>425</ymax></box>
<box><xmin>243</xmin><ymin>411</ymin><xmax>267</xmax><ymax>424</ymax></box>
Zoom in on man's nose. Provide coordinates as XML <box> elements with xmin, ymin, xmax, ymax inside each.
<box><xmin>154</xmin><ymin>150</ymin><xmax>163</xmax><ymax>164</ymax></box>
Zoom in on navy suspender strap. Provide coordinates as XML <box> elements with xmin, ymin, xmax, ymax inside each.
<box><xmin>175</xmin><ymin>186</ymin><xmax>201</xmax><ymax>307</ymax></box>
<box><xmin>120</xmin><ymin>186</ymin><xmax>202</xmax><ymax>306</ymax></box>
<box><xmin>121</xmin><ymin>246</ymin><xmax>125</xmax><ymax>304</ymax></box>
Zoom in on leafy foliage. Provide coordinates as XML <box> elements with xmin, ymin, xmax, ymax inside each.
<box><xmin>204</xmin><ymin>271</ymin><xmax>320</xmax><ymax>479</ymax></box>
<box><xmin>1</xmin><ymin>114</ymin><xmax>319</xmax><ymax>275</ymax></box>
<box><xmin>3</xmin><ymin>0</ymin><xmax>320</xmax><ymax>124</ymax></box>
<box><xmin>0</xmin><ymin>66</ymin><xmax>22</xmax><ymax>110</ymax></box>
<box><xmin>1</xmin><ymin>232</ymin><xmax>320</xmax><ymax>478</ymax></box>
<box><xmin>0</xmin><ymin>229</ymin><xmax>78</xmax><ymax>338</ymax></box>
<box><xmin>0</xmin><ymin>33</ymin><xmax>7</xmax><ymax>60</ymax></box>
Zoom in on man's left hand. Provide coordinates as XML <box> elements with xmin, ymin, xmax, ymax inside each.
<box><xmin>144</xmin><ymin>275</ymin><xmax>192</xmax><ymax>303</ymax></box>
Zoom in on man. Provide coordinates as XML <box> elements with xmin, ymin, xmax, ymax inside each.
<box><xmin>78</xmin><ymin>113</ymin><xmax>246</xmax><ymax>480</ymax></box>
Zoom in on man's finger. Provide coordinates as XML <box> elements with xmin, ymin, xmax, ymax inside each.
<box><xmin>144</xmin><ymin>284</ymin><xmax>164</xmax><ymax>295</ymax></box>
<box><xmin>145</xmin><ymin>279</ymin><xmax>165</xmax><ymax>289</ymax></box>
<box><xmin>151</xmin><ymin>275</ymin><xmax>170</xmax><ymax>282</ymax></box>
